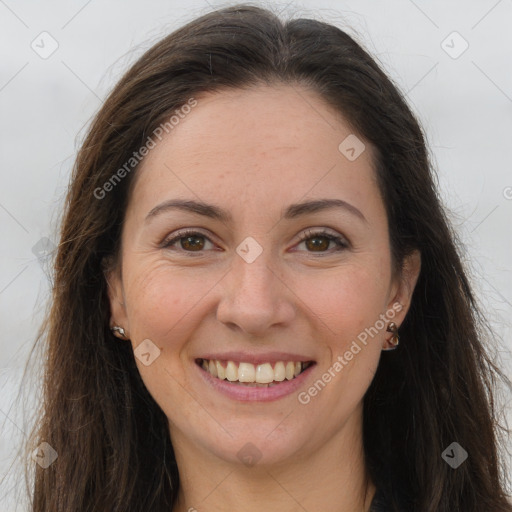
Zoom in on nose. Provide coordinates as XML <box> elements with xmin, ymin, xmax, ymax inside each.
<box><xmin>215</xmin><ymin>249</ymin><xmax>296</xmax><ymax>338</ymax></box>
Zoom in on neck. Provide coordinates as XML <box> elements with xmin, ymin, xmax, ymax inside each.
<box><xmin>170</xmin><ymin>408</ymin><xmax>376</xmax><ymax>512</ymax></box>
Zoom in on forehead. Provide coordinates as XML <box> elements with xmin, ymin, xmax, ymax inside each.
<box><xmin>127</xmin><ymin>84</ymin><xmax>380</xmax><ymax>222</ymax></box>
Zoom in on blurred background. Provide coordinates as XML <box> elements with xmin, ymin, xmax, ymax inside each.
<box><xmin>1</xmin><ymin>0</ymin><xmax>511</xmax><ymax>509</ymax></box>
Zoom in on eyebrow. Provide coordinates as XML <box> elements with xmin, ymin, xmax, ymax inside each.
<box><xmin>145</xmin><ymin>198</ymin><xmax>368</xmax><ymax>224</ymax></box>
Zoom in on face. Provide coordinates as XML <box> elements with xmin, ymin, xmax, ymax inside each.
<box><xmin>107</xmin><ymin>84</ymin><xmax>420</xmax><ymax>468</ymax></box>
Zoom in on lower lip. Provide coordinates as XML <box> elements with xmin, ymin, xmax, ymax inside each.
<box><xmin>195</xmin><ymin>362</ymin><xmax>316</xmax><ymax>402</ymax></box>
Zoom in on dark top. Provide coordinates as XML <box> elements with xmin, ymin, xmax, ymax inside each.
<box><xmin>369</xmin><ymin>488</ymin><xmax>390</xmax><ymax>511</ymax></box>
<box><xmin>369</xmin><ymin>487</ymin><xmax>412</xmax><ymax>511</ymax></box>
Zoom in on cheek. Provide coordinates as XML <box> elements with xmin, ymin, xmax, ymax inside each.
<box><xmin>123</xmin><ymin>262</ymin><xmax>202</xmax><ymax>346</ymax></box>
<box><xmin>290</xmin><ymin>265</ymin><xmax>388</xmax><ymax>439</ymax></box>
<box><xmin>121</xmin><ymin>264</ymin><xmax>206</xmax><ymax>413</ymax></box>
<box><xmin>295</xmin><ymin>260</ymin><xmax>390</xmax><ymax>398</ymax></box>
<box><xmin>295</xmin><ymin>261</ymin><xmax>390</xmax><ymax>341</ymax></box>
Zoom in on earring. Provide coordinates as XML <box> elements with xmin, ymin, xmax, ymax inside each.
<box><xmin>382</xmin><ymin>322</ymin><xmax>399</xmax><ymax>351</ymax></box>
<box><xmin>111</xmin><ymin>326</ymin><xmax>128</xmax><ymax>339</ymax></box>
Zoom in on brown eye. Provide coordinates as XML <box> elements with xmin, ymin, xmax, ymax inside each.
<box><xmin>305</xmin><ymin>235</ymin><xmax>330</xmax><ymax>252</ymax></box>
<box><xmin>179</xmin><ymin>234</ymin><xmax>205</xmax><ymax>251</ymax></box>
<box><xmin>297</xmin><ymin>229</ymin><xmax>348</xmax><ymax>253</ymax></box>
<box><xmin>162</xmin><ymin>230</ymin><xmax>214</xmax><ymax>253</ymax></box>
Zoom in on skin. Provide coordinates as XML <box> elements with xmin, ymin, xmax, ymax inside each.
<box><xmin>106</xmin><ymin>84</ymin><xmax>421</xmax><ymax>512</ymax></box>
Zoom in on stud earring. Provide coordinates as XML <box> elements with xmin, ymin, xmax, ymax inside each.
<box><xmin>110</xmin><ymin>326</ymin><xmax>128</xmax><ymax>339</ymax></box>
<box><xmin>382</xmin><ymin>322</ymin><xmax>399</xmax><ymax>351</ymax></box>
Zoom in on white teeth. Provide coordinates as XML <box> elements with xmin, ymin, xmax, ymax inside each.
<box><xmin>274</xmin><ymin>361</ymin><xmax>285</xmax><ymax>381</ymax></box>
<box><xmin>208</xmin><ymin>359</ymin><xmax>217</xmax><ymax>378</ymax></box>
<box><xmin>255</xmin><ymin>363</ymin><xmax>274</xmax><ymax>384</ymax></box>
<box><xmin>215</xmin><ymin>360</ymin><xmax>225</xmax><ymax>380</ymax></box>
<box><xmin>238</xmin><ymin>362</ymin><xmax>255</xmax><ymax>382</ymax></box>
<box><xmin>285</xmin><ymin>362</ymin><xmax>295</xmax><ymax>380</ymax></box>
<box><xmin>226</xmin><ymin>361</ymin><xmax>238</xmax><ymax>382</ymax></box>
<box><xmin>199</xmin><ymin>359</ymin><xmax>311</xmax><ymax>384</ymax></box>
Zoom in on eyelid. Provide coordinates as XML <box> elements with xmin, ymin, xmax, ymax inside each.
<box><xmin>299</xmin><ymin>227</ymin><xmax>349</xmax><ymax>244</ymax></box>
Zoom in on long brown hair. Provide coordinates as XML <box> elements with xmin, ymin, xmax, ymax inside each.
<box><xmin>19</xmin><ymin>4</ymin><xmax>511</xmax><ymax>511</ymax></box>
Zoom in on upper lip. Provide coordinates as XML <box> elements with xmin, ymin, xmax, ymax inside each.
<box><xmin>196</xmin><ymin>351</ymin><xmax>316</xmax><ymax>365</ymax></box>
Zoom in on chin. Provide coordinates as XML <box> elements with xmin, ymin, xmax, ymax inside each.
<box><xmin>190</xmin><ymin>418</ymin><xmax>312</xmax><ymax>468</ymax></box>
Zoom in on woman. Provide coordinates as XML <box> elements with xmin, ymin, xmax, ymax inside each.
<box><xmin>23</xmin><ymin>4</ymin><xmax>511</xmax><ymax>511</ymax></box>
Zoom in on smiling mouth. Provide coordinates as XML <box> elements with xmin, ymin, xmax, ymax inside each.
<box><xmin>196</xmin><ymin>358</ymin><xmax>315</xmax><ymax>387</ymax></box>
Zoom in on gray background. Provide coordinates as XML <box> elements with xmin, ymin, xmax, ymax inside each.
<box><xmin>1</xmin><ymin>0</ymin><xmax>511</xmax><ymax>509</ymax></box>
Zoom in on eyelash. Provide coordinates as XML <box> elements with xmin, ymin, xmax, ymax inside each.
<box><xmin>161</xmin><ymin>228</ymin><xmax>349</xmax><ymax>255</ymax></box>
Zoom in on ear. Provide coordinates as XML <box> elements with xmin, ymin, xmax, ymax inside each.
<box><xmin>386</xmin><ymin>249</ymin><xmax>421</xmax><ymax>326</ymax></box>
<box><xmin>103</xmin><ymin>257</ymin><xmax>130</xmax><ymax>337</ymax></box>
